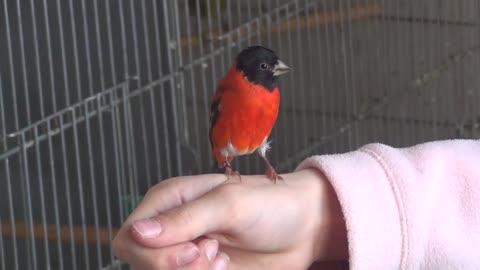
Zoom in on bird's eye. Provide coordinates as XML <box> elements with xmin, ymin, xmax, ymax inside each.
<box><xmin>260</xmin><ymin>63</ymin><xmax>269</xmax><ymax>70</ymax></box>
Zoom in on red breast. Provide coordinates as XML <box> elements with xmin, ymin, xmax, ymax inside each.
<box><xmin>211</xmin><ymin>66</ymin><xmax>280</xmax><ymax>160</ymax></box>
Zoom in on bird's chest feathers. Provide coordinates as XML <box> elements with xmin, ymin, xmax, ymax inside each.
<box><xmin>214</xmin><ymin>84</ymin><xmax>280</xmax><ymax>154</ymax></box>
<box><xmin>226</xmin><ymin>84</ymin><xmax>280</xmax><ymax>127</ymax></box>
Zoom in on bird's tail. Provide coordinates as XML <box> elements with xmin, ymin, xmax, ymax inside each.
<box><xmin>210</xmin><ymin>147</ymin><xmax>234</xmax><ymax>173</ymax></box>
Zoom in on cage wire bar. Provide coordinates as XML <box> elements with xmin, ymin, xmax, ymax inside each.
<box><xmin>1</xmin><ymin>0</ymin><xmax>480</xmax><ymax>269</ymax></box>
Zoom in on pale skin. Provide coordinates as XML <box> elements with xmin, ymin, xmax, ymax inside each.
<box><xmin>113</xmin><ymin>169</ymin><xmax>348</xmax><ymax>270</ymax></box>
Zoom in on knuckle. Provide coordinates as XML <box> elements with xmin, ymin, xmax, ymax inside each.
<box><xmin>176</xmin><ymin>208</ymin><xmax>195</xmax><ymax>227</ymax></box>
<box><xmin>147</xmin><ymin>178</ymin><xmax>174</xmax><ymax>195</ymax></box>
<box><xmin>159</xmin><ymin>177</ymin><xmax>178</xmax><ymax>188</ymax></box>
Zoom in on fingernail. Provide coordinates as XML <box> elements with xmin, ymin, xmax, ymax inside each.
<box><xmin>205</xmin><ymin>239</ymin><xmax>219</xmax><ymax>261</ymax></box>
<box><xmin>213</xmin><ymin>253</ymin><xmax>230</xmax><ymax>270</ymax></box>
<box><xmin>176</xmin><ymin>244</ymin><xmax>200</xmax><ymax>266</ymax></box>
<box><xmin>132</xmin><ymin>219</ymin><xmax>162</xmax><ymax>238</ymax></box>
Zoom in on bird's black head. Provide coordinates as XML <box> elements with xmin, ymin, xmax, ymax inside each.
<box><xmin>236</xmin><ymin>46</ymin><xmax>292</xmax><ymax>91</ymax></box>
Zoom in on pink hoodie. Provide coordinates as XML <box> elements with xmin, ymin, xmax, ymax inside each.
<box><xmin>297</xmin><ymin>140</ymin><xmax>480</xmax><ymax>269</ymax></box>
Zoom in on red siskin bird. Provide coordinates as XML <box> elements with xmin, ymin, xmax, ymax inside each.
<box><xmin>209</xmin><ymin>46</ymin><xmax>292</xmax><ymax>183</ymax></box>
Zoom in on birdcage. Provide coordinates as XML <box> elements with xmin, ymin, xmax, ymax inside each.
<box><xmin>1</xmin><ymin>0</ymin><xmax>479</xmax><ymax>269</ymax></box>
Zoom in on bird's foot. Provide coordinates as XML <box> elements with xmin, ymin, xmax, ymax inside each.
<box><xmin>265</xmin><ymin>166</ymin><xmax>283</xmax><ymax>184</ymax></box>
<box><xmin>224</xmin><ymin>162</ymin><xmax>242</xmax><ymax>182</ymax></box>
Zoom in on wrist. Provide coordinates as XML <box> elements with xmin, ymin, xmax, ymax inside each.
<box><xmin>293</xmin><ymin>169</ymin><xmax>348</xmax><ymax>262</ymax></box>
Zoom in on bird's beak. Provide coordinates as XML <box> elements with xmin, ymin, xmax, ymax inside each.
<box><xmin>273</xmin><ymin>60</ymin><xmax>292</xmax><ymax>76</ymax></box>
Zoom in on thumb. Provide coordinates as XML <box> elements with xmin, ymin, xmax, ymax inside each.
<box><xmin>130</xmin><ymin>185</ymin><xmax>235</xmax><ymax>248</ymax></box>
<box><xmin>123</xmin><ymin>174</ymin><xmax>227</xmax><ymax>227</ymax></box>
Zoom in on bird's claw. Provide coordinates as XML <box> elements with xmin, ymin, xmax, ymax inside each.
<box><xmin>265</xmin><ymin>166</ymin><xmax>283</xmax><ymax>184</ymax></box>
<box><xmin>224</xmin><ymin>162</ymin><xmax>242</xmax><ymax>182</ymax></box>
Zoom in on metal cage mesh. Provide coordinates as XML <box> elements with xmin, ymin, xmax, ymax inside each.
<box><xmin>1</xmin><ymin>0</ymin><xmax>479</xmax><ymax>269</ymax></box>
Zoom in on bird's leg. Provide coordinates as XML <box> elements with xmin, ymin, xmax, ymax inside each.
<box><xmin>223</xmin><ymin>160</ymin><xmax>241</xmax><ymax>182</ymax></box>
<box><xmin>261</xmin><ymin>156</ymin><xmax>283</xmax><ymax>183</ymax></box>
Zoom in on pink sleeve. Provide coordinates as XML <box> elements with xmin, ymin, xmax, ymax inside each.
<box><xmin>296</xmin><ymin>139</ymin><xmax>480</xmax><ymax>269</ymax></box>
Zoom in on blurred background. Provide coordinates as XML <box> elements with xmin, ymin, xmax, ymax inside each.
<box><xmin>1</xmin><ymin>0</ymin><xmax>479</xmax><ymax>269</ymax></box>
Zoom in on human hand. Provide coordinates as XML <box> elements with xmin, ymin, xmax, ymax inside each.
<box><xmin>113</xmin><ymin>169</ymin><xmax>347</xmax><ymax>269</ymax></box>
